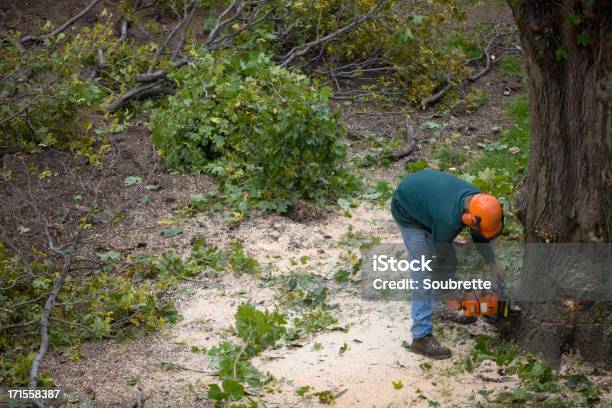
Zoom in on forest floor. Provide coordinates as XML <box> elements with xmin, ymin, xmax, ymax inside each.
<box><xmin>2</xmin><ymin>1</ymin><xmax>611</xmax><ymax>407</ymax></box>
<box><xmin>5</xmin><ymin>72</ymin><xmax>603</xmax><ymax>407</ymax></box>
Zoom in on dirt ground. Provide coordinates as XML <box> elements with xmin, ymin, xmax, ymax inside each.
<box><xmin>38</xmin><ymin>201</ymin><xmax>612</xmax><ymax>408</ymax></box>
<box><xmin>39</xmin><ymin>204</ymin><xmax>516</xmax><ymax>408</ymax></box>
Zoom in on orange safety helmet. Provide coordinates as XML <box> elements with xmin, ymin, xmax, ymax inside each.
<box><xmin>461</xmin><ymin>193</ymin><xmax>504</xmax><ymax>239</ymax></box>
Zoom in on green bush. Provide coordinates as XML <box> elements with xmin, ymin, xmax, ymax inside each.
<box><xmin>149</xmin><ymin>50</ymin><xmax>359</xmax><ymax>213</ymax></box>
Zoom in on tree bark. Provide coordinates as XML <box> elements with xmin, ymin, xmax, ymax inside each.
<box><xmin>508</xmin><ymin>1</ymin><xmax>612</xmax><ymax>368</ymax></box>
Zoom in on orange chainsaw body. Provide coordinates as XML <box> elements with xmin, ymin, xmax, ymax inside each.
<box><xmin>445</xmin><ymin>291</ymin><xmax>499</xmax><ymax>317</ymax></box>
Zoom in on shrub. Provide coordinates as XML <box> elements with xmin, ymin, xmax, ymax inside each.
<box><xmin>149</xmin><ymin>50</ymin><xmax>359</xmax><ymax>213</ymax></box>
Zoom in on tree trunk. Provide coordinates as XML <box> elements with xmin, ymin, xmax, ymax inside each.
<box><xmin>508</xmin><ymin>1</ymin><xmax>612</xmax><ymax>367</ymax></box>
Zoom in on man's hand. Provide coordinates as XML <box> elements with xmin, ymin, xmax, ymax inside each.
<box><xmin>488</xmin><ymin>262</ymin><xmax>504</xmax><ymax>283</ymax></box>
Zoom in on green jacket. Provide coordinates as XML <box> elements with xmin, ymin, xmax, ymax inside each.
<box><xmin>391</xmin><ymin>169</ymin><xmax>495</xmax><ymax>263</ymax></box>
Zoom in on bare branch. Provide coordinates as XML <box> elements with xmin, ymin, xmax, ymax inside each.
<box><xmin>202</xmin><ymin>0</ymin><xmax>242</xmax><ymax>49</ymax></box>
<box><xmin>148</xmin><ymin>1</ymin><xmax>198</xmax><ymax>73</ymax></box>
<box><xmin>89</xmin><ymin>48</ymin><xmax>106</xmax><ymax>80</ymax></box>
<box><xmin>135</xmin><ymin>70</ymin><xmax>167</xmax><ymax>82</ymax></box>
<box><xmin>388</xmin><ymin>116</ymin><xmax>417</xmax><ymax>161</ymax></box>
<box><xmin>467</xmin><ymin>32</ymin><xmax>503</xmax><ymax>82</ymax></box>
<box><xmin>420</xmin><ymin>76</ymin><xmax>453</xmax><ymax>109</ymax></box>
<box><xmin>420</xmin><ymin>31</ymin><xmax>515</xmax><ymax>109</ymax></box>
<box><xmin>206</xmin><ymin>1</ymin><xmax>274</xmax><ymax>51</ymax></box>
<box><xmin>28</xmin><ymin>243</ymin><xmax>75</xmax><ymax>401</ymax></box>
<box><xmin>0</xmin><ymin>95</ymin><xmax>40</xmax><ymax>126</ymax></box>
<box><xmin>107</xmin><ymin>80</ymin><xmax>175</xmax><ymax>112</ymax></box>
<box><xmin>117</xmin><ymin>18</ymin><xmax>129</xmax><ymax>44</ymax></box>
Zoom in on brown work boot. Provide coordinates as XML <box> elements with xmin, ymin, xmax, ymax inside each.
<box><xmin>433</xmin><ymin>309</ymin><xmax>477</xmax><ymax>325</ymax></box>
<box><xmin>410</xmin><ymin>334</ymin><xmax>452</xmax><ymax>359</ymax></box>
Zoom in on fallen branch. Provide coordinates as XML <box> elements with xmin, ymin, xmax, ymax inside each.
<box><xmin>148</xmin><ymin>1</ymin><xmax>197</xmax><ymax>73</ymax></box>
<box><xmin>28</xmin><ymin>244</ymin><xmax>75</xmax><ymax>407</ymax></box>
<box><xmin>467</xmin><ymin>32</ymin><xmax>504</xmax><ymax>82</ymax></box>
<box><xmin>134</xmin><ymin>70</ymin><xmax>167</xmax><ymax>82</ymax></box>
<box><xmin>0</xmin><ymin>95</ymin><xmax>40</xmax><ymax>126</ymax></box>
<box><xmin>388</xmin><ymin>116</ymin><xmax>417</xmax><ymax>161</ymax></box>
<box><xmin>116</xmin><ymin>0</ymin><xmax>145</xmax><ymax>44</ymax></box>
<box><xmin>202</xmin><ymin>0</ymin><xmax>243</xmax><ymax>49</ymax></box>
<box><xmin>420</xmin><ymin>76</ymin><xmax>453</xmax><ymax>109</ymax></box>
<box><xmin>171</xmin><ymin>6</ymin><xmax>197</xmax><ymax>61</ymax></box>
<box><xmin>117</xmin><ymin>18</ymin><xmax>129</xmax><ymax>44</ymax></box>
<box><xmin>420</xmin><ymin>31</ymin><xmax>514</xmax><ymax>109</ymax></box>
<box><xmin>107</xmin><ymin>80</ymin><xmax>175</xmax><ymax>112</ymax></box>
<box><xmin>205</xmin><ymin>1</ymin><xmax>274</xmax><ymax>51</ymax></box>
<box><xmin>20</xmin><ymin>0</ymin><xmax>102</xmax><ymax>46</ymax></box>
<box><xmin>156</xmin><ymin>360</ymin><xmax>216</xmax><ymax>374</ymax></box>
<box><xmin>278</xmin><ymin>0</ymin><xmax>389</xmax><ymax>68</ymax></box>
<box><xmin>89</xmin><ymin>48</ymin><xmax>105</xmax><ymax>80</ymax></box>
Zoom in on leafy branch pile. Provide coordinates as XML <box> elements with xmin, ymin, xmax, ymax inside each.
<box><xmin>206</xmin><ymin>303</ymin><xmax>286</xmax><ymax>407</ymax></box>
<box><xmin>0</xmin><ymin>13</ymin><xmax>158</xmax><ymax>153</ymax></box>
<box><xmin>465</xmin><ymin>336</ymin><xmax>603</xmax><ymax>407</ymax></box>
<box><xmin>251</xmin><ymin>0</ymin><xmax>478</xmax><ymax>103</ymax></box>
<box><xmin>0</xmin><ymin>243</ymin><xmax>175</xmax><ymax>387</ymax></box>
<box><xmin>149</xmin><ymin>50</ymin><xmax>360</xmax><ymax>213</ymax></box>
<box><xmin>275</xmin><ymin>271</ymin><xmax>340</xmax><ymax>338</ymax></box>
<box><xmin>0</xmin><ymin>235</ymin><xmax>261</xmax><ymax>388</ymax></box>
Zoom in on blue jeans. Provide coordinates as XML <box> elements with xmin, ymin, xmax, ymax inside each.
<box><xmin>396</xmin><ymin>223</ymin><xmax>456</xmax><ymax>339</ymax></box>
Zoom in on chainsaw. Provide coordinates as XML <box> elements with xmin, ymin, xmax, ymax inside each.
<box><xmin>445</xmin><ymin>280</ymin><xmax>521</xmax><ymax>321</ymax></box>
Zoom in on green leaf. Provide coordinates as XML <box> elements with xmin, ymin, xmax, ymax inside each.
<box><xmin>510</xmin><ymin>387</ymin><xmax>534</xmax><ymax>401</ymax></box>
<box><xmin>234</xmin><ymin>302</ymin><xmax>286</xmax><ymax>356</ymax></box>
<box><xmin>397</xmin><ymin>27</ymin><xmax>413</xmax><ymax>43</ymax></box>
<box><xmin>99</xmin><ymin>250</ymin><xmax>120</xmax><ymax>262</ymax></box>
<box><xmin>222</xmin><ymin>379</ymin><xmax>245</xmax><ymax>400</ymax></box>
<box><xmin>392</xmin><ymin>380</ymin><xmax>404</xmax><ymax>390</ymax></box>
<box><xmin>160</xmin><ymin>225</ymin><xmax>183</xmax><ymax>238</ymax></box>
<box><xmin>337</xmin><ymin>197</ymin><xmax>351</xmax><ymax>209</ymax></box>
<box><xmin>208</xmin><ymin>384</ymin><xmax>226</xmax><ymax>401</ymax></box>
<box><xmin>139</xmin><ymin>195</ymin><xmax>152</xmax><ymax>205</ymax></box>
<box><xmin>555</xmin><ymin>47</ymin><xmax>569</xmax><ymax>62</ymax></box>
<box><xmin>411</xmin><ymin>15</ymin><xmax>425</xmax><ymax>24</ymax></box>
<box><xmin>577</xmin><ymin>32</ymin><xmax>590</xmax><ymax>47</ymax></box>
<box><xmin>123</xmin><ymin>175</ymin><xmax>143</xmax><ymax>186</ymax></box>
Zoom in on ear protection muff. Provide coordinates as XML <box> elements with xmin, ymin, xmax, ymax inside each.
<box><xmin>462</xmin><ymin>207</ymin><xmax>505</xmax><ymax>239</ymax></box>
<box><xmin>461</xmin><ymin>211</ymin><xmax>479</xmax><ymax>226</ymax></box>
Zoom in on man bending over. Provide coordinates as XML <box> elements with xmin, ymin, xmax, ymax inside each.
<box><xmin>391</xmin><ymin>169</ymin><xmax>504</xmax><ymax>359</ymax></box>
